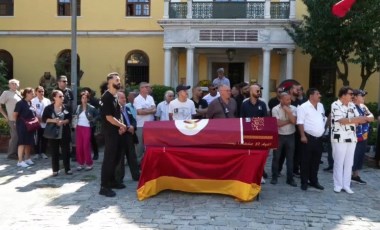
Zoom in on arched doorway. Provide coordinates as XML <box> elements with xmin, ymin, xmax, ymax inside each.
<box><xmin>55</xmin><ymin>49</ymin><xmax>81</xmax><ymax>86</ymax></box>
<box><xmin>0</xmin><ymin>50</ymin><xmax>13</xmax><ymax>80</ymax></box>
<box><xmin>125</xmin><ymin>51</ymin><xmax>149</xmax><ymax>86</ymax></box>
<box><xmin>309</xmin><ymin>58</ymin><xmax>336</xmax><ymax>97</ymax></box>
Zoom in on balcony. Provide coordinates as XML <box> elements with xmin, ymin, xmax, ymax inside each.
<box><xmin>165</xmin><ymin>0</ymin><xmax>295</xmax><ymax>20</ymax></box>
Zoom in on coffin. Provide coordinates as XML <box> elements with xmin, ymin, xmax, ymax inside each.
<box><xmin>143</xmin><ymin>117</ymin><xmax>278</xmax><ymax>150</ymax></box>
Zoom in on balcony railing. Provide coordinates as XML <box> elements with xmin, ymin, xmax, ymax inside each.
<box><xmin>167</xmin><ymin>1</ymin><xmax>293</xmax><ymax>19</ymax></box>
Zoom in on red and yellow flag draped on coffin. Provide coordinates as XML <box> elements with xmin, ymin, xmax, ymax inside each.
<box><xmin>137</xmin><ymin>118</ymin><xmax>278</xmax><ymax>202</ymax></box>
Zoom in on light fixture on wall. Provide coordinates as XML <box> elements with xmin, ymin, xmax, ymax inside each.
<box><xmin>226</xmin><ymin>49</ymin><xmax>236</xmax><ymax>62</ymax></box>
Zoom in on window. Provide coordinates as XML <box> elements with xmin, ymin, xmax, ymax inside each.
<box><xmin>58</xmin><ymin>0</ymin><xmax>81</xmax><ymax>16</ymax></box>
<box><xmin>56</xmin><ymin>50</ymin><xmax>81</xmax><ymax>86</ymax></box>
<box><xmin>0</xmin><ymin>50</ymin><xmax>13</xmax><ymax>80</ymax></box>
<box><xmin>126</xmin><ymin>0</ymin><xmax>150</xmax><ymax>16</ymax></box>
<box><xmin>0</xmin><ymin>0</ymin><xmax>13</xmax><ymax>16</ymax></box>
<box><xmin>125</xmin><ymin>51</ymin><xmax>149</xmax><ymax>86</ymax></box>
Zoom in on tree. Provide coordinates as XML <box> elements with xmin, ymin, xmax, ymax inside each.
<box><xmin>0</xmin><ymin>60</ymin><xmax>8</xmax><ymax>94</ymax></box>
<box><xmin>286</xmin><ymin>0</ymin><xmax>380</xmax><ymax>89</ymax></box>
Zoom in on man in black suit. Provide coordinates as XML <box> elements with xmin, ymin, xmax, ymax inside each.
<box><xmin>115</xmin><ymin>91</ymin><xmax>140</xmax><ymax>183</ymax></box>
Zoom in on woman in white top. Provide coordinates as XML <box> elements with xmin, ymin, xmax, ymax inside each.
<box><xmin>330</xmin><ymin>86</ymin><xmax>368</xmax><ymax>194</ymax></box>
<box><xmin>74</xmin><ymin>91</ymin><xmax>99</xmax><ymax>171</ymax></box>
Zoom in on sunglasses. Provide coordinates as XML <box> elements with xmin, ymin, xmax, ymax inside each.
<box><xmin>61</xmin><ymin>80</ymin><xmax>68</xmax><ymax>83</ymax></box>
<box><xmin>38</xmin><ymin>90</ymin><xmax>44</xmax><ymax>93</ymax></box>
<box><xmin>256</xmin><ymin>90</ymin><xmax>261</xmax><ymax>93</ymax></box>
<box><xmin>57</xmin><ymin>95</ymin><xmax>64</xmax><ymax>98</ymax></box>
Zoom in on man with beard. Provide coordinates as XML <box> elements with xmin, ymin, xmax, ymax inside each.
<box><xmin>234</xmin><ymin>82</ymin><xmax>249</xmax><ymax>117</ymax></box>
<box><xmin>56</xmin><ymin>75</ymin><xmax>74</xmax><ymax>111</ymax></box>
<box><xmin>203</xmin><ymin>83</ymin><xmax>220</xmax><ymax>105</ymax></box>
<box><xmin>288</xmin><ymin>83</ymin><xmax>304</xmax><ymax>177</ymax></box>
<box><xmin>99</xmin><ymin>72</ymin><xmax>127</xmax><ymax>197</ymax></box>
<box><xmin>191</xmin><ymin>86</ymin><xmax>208</xmax><ymax>119</ymax></box>
<box><xmin>240</xmin><ymin>84</ymin><xmax>268</xmax><ymax>183</ymax></box>
<box><xmin>207</xmin><ymin>85</ymin><xmax>237</xmax><ymax>119</ymax></box>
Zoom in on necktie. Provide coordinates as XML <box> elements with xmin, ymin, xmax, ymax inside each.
<box><xmin>122</xmin><ymin>106</ymin><xmax>131</xmax><ymax>127</ymax></box>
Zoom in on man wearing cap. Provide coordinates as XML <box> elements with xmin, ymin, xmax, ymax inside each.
<box><xmin>0</xmin><ymin>79</ymin><xmax>22</xmax><ymax>159</ymax></box>
<box><xmin>169</xmin><ymin>85</ymin><xmax>196</xmax><ymax>120</ymax></box>
<box><xmin>352</xmin><ymin>89</ymin><xmax>374</xmax><ymax>185</ymax></box>
<box><xmin>213</xmin><ymin>68</ymin><xmax>230</xmax><ymax>87</ymax></box>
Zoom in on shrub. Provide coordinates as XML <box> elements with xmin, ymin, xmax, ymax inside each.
<box><xmin>0</xmin><ymin>118</ymin><xmax>10</xmax><ymax>136</ymax></box>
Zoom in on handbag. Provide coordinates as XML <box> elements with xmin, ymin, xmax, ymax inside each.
<box><xmin>43</xmin><ymin>123</ymin><xmax>60</xmax><ymax>139</ymax></box>
<box><xmin>21</xmin><ymin>117</ymin><xmax>40</xmax><ymax>132</ymax></box>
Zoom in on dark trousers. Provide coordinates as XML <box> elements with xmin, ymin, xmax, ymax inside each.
<box><xmin>91</xmin><ymin>126</ymin><xmax>99</xmax><ymax>156</ymax></box>
<box><xmin>115</xmin><ymin>133</ymin><xmax>140</xmax><ymax>183</ymax></box>
<box><xmin>353</xmin><ymin>140</ymin><xmax>367</xmax><ymax>171</ymax></box>
<box><xmin>101</xmin><ymin>130</ymin><xmax>123</xmax><ymax>188</ymax></box>
<box><xmin>293</xmin><ymin>131</ymin><xmax>302</xmax><ymax>173</ymax></box>
<box><xmin>48</xmin><ymin>138</ymin><xmax>70</xmax><ymax>173</ymax></box>
<box><xmin>272</xmin><ymin>134</ymin><xmax>295</xmax><ymax>181</ymax></box>
<box><xmin>300</xmin><ymin>133</ymin><xmax>323</xmax><ymax>185</ymax></box>
<box><xmin>34</xmin><ymin>127</ymin><xmax>47</xmax><ymax>154</ymax></box>
<box><xmin>326</xmin><ymin>141</ymin><xmax>334</xmax><ymax>167</ymax></box>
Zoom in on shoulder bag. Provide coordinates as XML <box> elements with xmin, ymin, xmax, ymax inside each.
<box><xmin>21</xmin><ymin>117</ymin><xmax>40</xmax><ymax>132</ymax></box>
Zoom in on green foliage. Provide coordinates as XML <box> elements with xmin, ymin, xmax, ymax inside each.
<box><xmin>150</xmin><ymin>85</ymin><xmax>175</xmax><ymax>105</ymax></box>
<box><xmin>0</xmin><ymin>118</ymin><xmax>10</xmax><ymax>136</ymax></box>
<box><xmin>0</xmin><ymin>60</ymin><xmax>9</xmax><ymax>94</ymax></box>
<box><xmin>368</xmin><ymin>121</ymin><xmax>378</xmax><ymax>145</ymax></box>
<box><xmin>365</xmin><ymin>102</ymin><xmax>379</xmax><ymax>118</ymax></box>
<box><xmin>287</xmin><ymin>0</ymin><xmax>380</xmax><ymax>89</ymax></box>
<box><xmin>320</xmin><ymin>96</ymin><xmax>337</xmax><ymax>114</ymax></box>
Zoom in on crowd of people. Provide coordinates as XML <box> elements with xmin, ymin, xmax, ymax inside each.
<box><xmin>1</xmin><ymin>68</ymin><xmax>380</xmax><ymax>198</ymax></box>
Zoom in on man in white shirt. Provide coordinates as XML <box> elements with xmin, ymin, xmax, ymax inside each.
<box><xmin>155</xmin><ymin>90</ymin><xmax>174</xmax><ymax>121</ymax></box>
<box><xmin>133</xmin><ymin>82</ymin><xmax>156</xmax><ymax>164</ymax></box>
<box><xmin>169</xmin><ymin>85</ymin><xmax>196</xmax><ymax>120</ymax></box>
<box><xmin>212</xmin><ymin>68</ymin><xmax>230</xmax><ymax>87</ymax></box>
<box><xmin>271</xmin><ymin>92</ymin><xmax>297</xmax><ymax>187</ymax></box>
<box><xmin>0</xmin><ymin>79</ymin><xmax>22</xmax><ymax>159</ymax></box>
<box><xmin>297</xmin><ymin>88</ymin><xmax>327</xmax><ymax>191</ymax></box>
<box><xmin>203</xmin><ymin>83</ymin><xmax>220</xmax><ymax>105</ymax></box>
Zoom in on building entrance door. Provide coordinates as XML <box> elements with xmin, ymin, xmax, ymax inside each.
<box><xmin>212</xmin><ymin>62</ymin><xmax>244</xmax><ymax>87</ymax></box>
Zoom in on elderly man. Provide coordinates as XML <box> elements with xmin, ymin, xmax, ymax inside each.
<box><xmin>133</xmin><ymin>82</ymin><xmax>156</xmax><ymax>164</ymax></box>
<box><xmin>213</xmin><ymin>68</ymin><xmax>230</xmax><ymax>87</ymax></box>
<box><xmin>169</xmin><ymin>85</ymin><xmax>196</xmax><ymax>120</ymax></box>
<box><xmin>155</xmin><ymin>90</ymin><xmax>175</xmax><ymax>121</ymax></box>
<box><xmin>297</xmin><ymin>88</ymin><xmax>326</xmax><ymax>191</ymax></box>
<box><xmin>0</xmin><ymin>79</ymin><xmax>22</xmax><ymax>159</ymax></box>
<box><xmin>207</xmin><ymin>84</ymin><xmax>236</xmax><ymax>119</ymax></box>
<box><xmin>115</xmin><ymin>91</ymin><xmax>140</xmax><ymax>183</ymax></box>
<box><xmin>270</xmin><ymin>92</ymin><xmax>297</xmax><ymax>187</ymax></box>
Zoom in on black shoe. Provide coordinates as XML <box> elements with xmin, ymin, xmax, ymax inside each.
<box><xmin>110</xmin><ymin>183</ymin><xmax>126</xmax><ymax>189</ymax></box>
<box><xmin>93</xmin><ymin>154</ymin><xmax>99</xmax><ymax>160</ymax></box>
<box><xmin>286</xmin><ymin>180</ymin><xmax>297</xmax><ymax>187</ymax></box>
<box><xmin>270</xmin><ymin>177</ymin><xmax>277</xmax><ymax>185</ymax></box>
<box><xmin>301</xmin><ymin>184</ymin><xmax>308</xmax><ymax>191</ymax></box>
<box><xmin>351</xmin><ymin>176</ymin><xmax>366</xmax><ymax>185</ymax></box>
<box><xmin>263</xmin><ymin>171</ymin><xmax>268</xmax><ymax>179</ymax></box>
<box><xmin>323</xmin><ymin>166</ymin><xmax>333</xmax><ymax>171</ymax></box>
<box><xmin>99</xmin><ymin>187</ymin><xmax>116</xmax><ymax>197</ymax></box>
<box><xmin>65</xmin><ymin>170</ymin><xmax>73</xmax><ymax>175</ymax></box>
<box><xmin>309</xmin><ymin>183</ymin><xmax>324</xmax><ymax>190</ymax></box>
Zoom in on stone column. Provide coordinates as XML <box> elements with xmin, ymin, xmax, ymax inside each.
<box><xmin>186</xmin><ymin>47</ymin><xmax>195</xmax><ymax>98</ymax></box>
<box><xmin>262</xmin><ymin>47</ymin><xmax>272</xmax><ymax>103</ymax></box>
<box><xmin>163</xmin><ymin>0</ymin><xmax>169</xmax><ymax>19</ymax></box>
<box><xmin>164</xmin><ymin>47</ymin><xmax>172</xmax><ymax>86</ymax></box>
<box><xmin>289</xmin><ymin>0</ymin><xmax>296</xmax><ymax>19</ymax></box>
<box><xmin>264</xmin><ymin>0</ymin><xmax>271</xmax><ymax>19</ymax></box>
<box><xmin>286</xmin><ymin>48</ymin><xmax>294</xmax><ymax>80</ymax></box>
<box><xmin>187</xmin><ymin>0</ymin><xmax>193</xmax><ymax>19</ymax></box>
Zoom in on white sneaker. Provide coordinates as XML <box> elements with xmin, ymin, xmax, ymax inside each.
<box><xmin>76</xmin><ymin>165</ymin><xmax>84</xmax><ymax>171</ymax></box>
<box><xmin>343</xmin><ymin>188</ymin><xmax>354</xmax><ymax>194</ymax></box>
<box><xmin>17</xmin><ymin>161</ymin><xmax>29</xmax><ymax>168</ymax></box>
<box><xmin>41</xmin><ymin>153</ymin><xmax>48</xmax><ymax>159</ymax></box>
<box><xmin>85</xmin><ymin>165</ymin><xmax>93</xmax><ymax>171</ymax></box>
<box><xmin>25</xmin><ymin>159</ymin><xmax>34</xmax><ymax>165</ymax></box>
<box><xmin>261</xmin><ymin>177</ymin><xmax>266</xmax><ymax>184</ymax></box>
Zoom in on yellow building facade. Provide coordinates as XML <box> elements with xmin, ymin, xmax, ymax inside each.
<box><xmin>0</xmin><ymin>0</ymin><xmax>379</xmax><ymax>102</ymax></box>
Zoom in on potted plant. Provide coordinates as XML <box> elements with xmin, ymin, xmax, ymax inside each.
<box><xmin>0</xmin><ymin>117</ymin><xmax>10</xmax><ymax>153</ymax></box>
